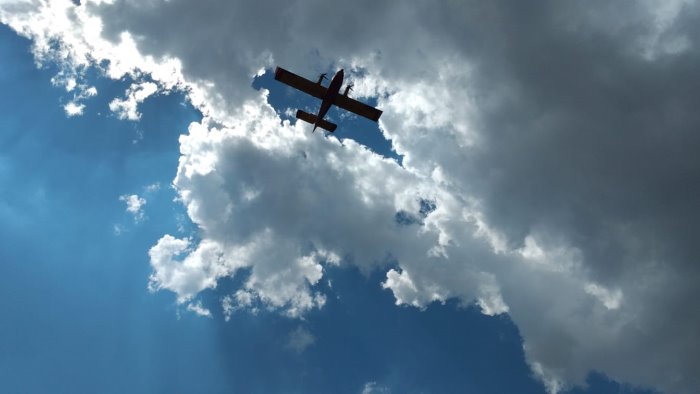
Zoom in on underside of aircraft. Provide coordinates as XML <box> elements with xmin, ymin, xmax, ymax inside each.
<box><xmin>274</xmin><ymin>66</ymin><xmax>383</xmax><ymax>132</ymax></box>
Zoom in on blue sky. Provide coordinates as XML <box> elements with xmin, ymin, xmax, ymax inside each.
<box><xmin>0</xmin><ymin>23</ymin><xmax>660</xmax><ymax>394</ymax></box>
<box><xmin>2</xmin><ymin>2</ymin><xmax>699</xmax><ymax>393</ymax></box>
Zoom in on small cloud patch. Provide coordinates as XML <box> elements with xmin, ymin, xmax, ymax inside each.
<box><xmin>63</xmin><ymin>101</ymin><xmax>85</xmax><ymax>117</ymax></box>
<box><xmin>109</xmin><ymin>82</ymin><xmax>159</xmax><ymax>121</ymax></box>
<box><xmin>361</xmin><ymin>381</ymin><xmax>391</xmax><ymax>394</ymax></box>
<box><xmin>119</xmin><ymin>194</ymin><xmax>146</xmax><ymax>222</ymax></box>
<box><xmin>186</xmin><ymin>301</ymin><xmax>212</xmax><ymax>318</ymax></box>
<box><xmin>286</xmin><ymin>326</ymin><xmax>315</xmax><ymax>354</ymax></box>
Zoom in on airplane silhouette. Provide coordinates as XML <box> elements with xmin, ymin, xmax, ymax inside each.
<box><xmin>274</xmin><ymin>67</ymin><xmax>382</xmax><ymax>132</ymax></box>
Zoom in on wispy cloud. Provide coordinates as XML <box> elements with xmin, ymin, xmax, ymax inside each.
<box><xmin>186</xmin><ymin>301</ymin><xmax>212</xmax><ymax>318</ymax></box>
<box><xmin>361</xmin><ymin>382</ymin><xmax>390</xmax><ymax>394</ymax></box>
<box><xmin>286</xmin><ymin>326</ymin><xmax>315</xmax><ymax>354</ymax></box>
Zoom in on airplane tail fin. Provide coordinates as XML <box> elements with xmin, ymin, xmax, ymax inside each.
<box><xmin>296</xmin><ymin>110</ymin><xmax>337</xmax><ymax>132</ymax></box>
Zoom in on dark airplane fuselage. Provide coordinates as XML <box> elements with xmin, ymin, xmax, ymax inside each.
<box><xmin>314</xmin><ymin>69</ymin><xmax>344</xmax><ymax>131</ymax></box>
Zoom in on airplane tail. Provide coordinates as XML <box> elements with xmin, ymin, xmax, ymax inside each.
<box><xmin>296</xmin><ymin>110</ymin><xmax>337</xmax><ymax>132</ymax></box>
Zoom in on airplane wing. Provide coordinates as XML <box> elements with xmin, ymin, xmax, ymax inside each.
<box><xmin>333</xmin><ymin>94</ymin><xmax>383</xmax><ymax>122</ymax></box>
<box><xmin>274</xmin><ymin>67</ymin><xmax>327</xmax><ymax>100</ymax></box>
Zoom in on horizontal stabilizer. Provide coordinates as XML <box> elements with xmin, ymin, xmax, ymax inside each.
<box><xmin>296</xmin><ymin>110</ymin><xmax>337</xmax><ymax>132</ymax></box>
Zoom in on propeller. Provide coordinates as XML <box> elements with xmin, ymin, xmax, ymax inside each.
<box><xmin>317</xmin><ymin>73</ymin><xmax>328</xmax><ymax>84</ymax></box>
<box><xmin>343</xmin><ymin>83</ymin><xmax>354</xmax><ymax>96</ymax></box>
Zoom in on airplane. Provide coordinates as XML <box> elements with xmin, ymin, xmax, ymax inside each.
<box><xmin>274</xmin><ymin>66</ymin><xmax>383</xmax><ymax>133</ymax></box>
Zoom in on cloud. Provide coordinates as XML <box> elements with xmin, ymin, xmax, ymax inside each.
<box><xmin>109</xmin><ymin>81</ymin><xmax>158</xmax><ymax>120</ymax></box>
<box><xmin>286</xmin><ymin>326</ymin><xmax>315</xmax><ymax>354</ymax></box>
<box><xmin>112</xmin><ymin>223</ymin><xmax>124</xmax><ymax>236</ymax></box>
<box><xmin>144</xmin><ymin>182</ymin><xmax>160</xmax><ymax>193</ymax></box>
<box><xmin>221</xmin><ymin>294</ymin><xmax>234</xmax><ymax>322</ymax></box>
<box><xmin>63</xmin><ymin>101</ymin><xmax>84</xmax><ymax>116</ymax></box>
<box><xmin>119</xmin><ymin>193</ymin><xmax>145</xmax><ymax>222</ymax></box>
<box><xmin>186</xmin><ymin>300</ymin><xmax>211</xmax><ymax>318</ymax></box>
<box><xmin>147</xmin><ymin>235</ymin><xmax>229</xmax><ymax>303</ymax></box>
<box><xmin>62</xmin><ymin>85</ymin><xmax>96</xmax><ymax>117</ymax></box>
<box><xmin>3</xmin><ymin>1</ymin><xmax>700</xmax><ymax>393</ymax></box>
<box><xmin>361</xmin><ymin>381</ymin><xmax>390</xmax><ymax>394</ymax></box>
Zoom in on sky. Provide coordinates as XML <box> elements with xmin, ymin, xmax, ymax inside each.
<box><xmin>0</xmin><ymin>1</ymin><xmax>699</xmax><ymax>393</ymax></box>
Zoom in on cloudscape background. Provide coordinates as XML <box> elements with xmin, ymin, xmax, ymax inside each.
<box><xmin>1</xmin><ymin>1</ymin><xmax>698</xmax><ymax>393</ymax></box>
